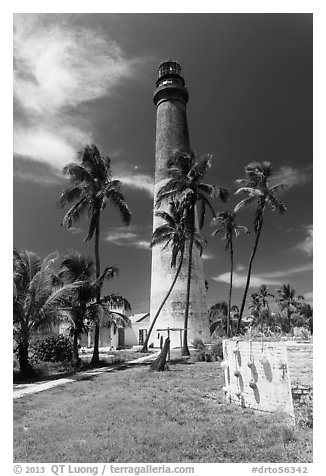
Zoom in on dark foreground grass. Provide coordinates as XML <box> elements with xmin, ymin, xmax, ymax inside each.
<box><xmin>13</xmin><ymin>359</ymin><xmax>312</xmax><ymax>463</ymax></box>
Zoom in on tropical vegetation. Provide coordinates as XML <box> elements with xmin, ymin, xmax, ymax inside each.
<box><xmin>13</xmin><ymin>249</ymin><xmax>81</xmax><ymax>376</ymax></box>
<box><xmin>58</xmin><ymin>252</ymin><xmax>131</xmax><ymax>367</ymax></box>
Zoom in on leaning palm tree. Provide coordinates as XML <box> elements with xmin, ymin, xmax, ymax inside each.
<box><xmin>57</xmin><ymin>144</ymin><xmax>131</xmax><ymax>365</ymax></box>
<box><xmin>234</xmin><ymin>161</ymin><xmax>286</xmax><ymax>333</ymax></box>
<box><xmin>276</xmin><ymin>283</ymin><xmax>304</xmax><ymax>334</ymax></box>
<box><xmin>211</xmin><ymin>210</ymin><xmax>249</xmax><ymax>337</ymax></box>
<box><xmin>141</xmin><ymin>200</ymin><xmax>204</xmax><ymax>352</ymax></box>
<box><xmin>13</xmin><ymin>249</ymin><xmax>80</xmax><ymax>376</ymax></box>
<box><xmin>156</xmin><ymin>150</ymin><xmax>228</xmax><ymax>356</ymax></box>
<box><xmin>59</xmin><ymin>252</ymin><xmax>131</xmax><ymax>365</ymax></box>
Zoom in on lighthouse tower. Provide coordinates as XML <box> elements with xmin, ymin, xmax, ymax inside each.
<box><xmin>149</xmin><ymin>60</ymin><xmax>210</xmax><ymax>349</ymax></box>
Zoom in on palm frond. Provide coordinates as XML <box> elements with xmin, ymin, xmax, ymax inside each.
<box><xmin>108</xmin><ymin>189</ymin><xmax>131</xmax><ymax>226</ymax></box>
<box><xmin>57</xmin><ymin>186</ymin><xmax>85</xmax><ymax>208</ymax></box>
<box><xmin>61</xmin><ymin>196</ymin><xmax>90</xmax><ymax>229</ymax></box>
<box><xmin>63</xmin><ymin>163</ymin><xmax>96</xmax><ymax>188</ymax></box>
<box><xmin>233</xmin><ymin>196</ymin><xmax>256</xmax><ymax>213</ymax></box>
<box><xmin>100</xmin><ymin>294</ymin><xmax>132</xmax><ymax>312</ymax></box>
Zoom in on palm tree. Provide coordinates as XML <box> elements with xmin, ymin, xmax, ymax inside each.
<box><xmin>276</xmin><ymin>284</ymin><xmax>304</xmax><ymax>333</ymax></box>
<box><xmin>211</xmin><ymin>210</ymin><xmax>249</xmax><ymax>337</ymax></box>
<box><xmin>257</xmin><ymin>284</ymin><xmax>274</xmax><ymax>311</ymax></box>
<box><xmin>209</xmin><ymin>302</ymin><xmax>241</xmax><ymax>336</ymax></box>
<box><xmin>234</xmin><ymin>161</ymin><xmax>286</xmax><ymax>333</ymax></box>
<box><xmin>156</xmin><ymin>150</ymin><xmax>228</xmax><ymax>356</ymax></box>
<box><xmin>59</xmin><ymin>252</ymin><xmax>131</xmax><ymax>365</ymax></box>
<box><xmin>59</xmin><ymin>253</ymin><xmax>96</xmax><ymax>367</ymax></box>
<box><xmin>141</xmin><ymin>200</ymin><xmax>204</xmax><ymax>352</ymax></box>
<box><xmin>297</xmin><ymin>303</ymin><xmax>313</xmax><ymax>334</ymax></box>
<box><xmin>57</xmin><ymin>144</ymin><xmax>131</xmax><ymax>365</ymax></box>
<box><xmin>13</xmin><ymin>249</ymin><xmax>80</xmax><ymax>376</ymax></box>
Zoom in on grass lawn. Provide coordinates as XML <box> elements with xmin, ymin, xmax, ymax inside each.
<box><xmin>13</xmin><ymin>357</ymin><xmax>313</xmax><ymax>463</ymax></box>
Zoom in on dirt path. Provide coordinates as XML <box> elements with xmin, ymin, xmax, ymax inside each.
<box><xmin>13</xmin><ymin>351</ymin><xmax>161</xmax><ymax>399</ymax></box>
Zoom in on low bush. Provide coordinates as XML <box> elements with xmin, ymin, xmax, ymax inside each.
<box><xmin>192</xmin><ymin>338</ymin><xmax>206</xmax><ymax>350</ymax></box>
<box><xmin>210</xmin><ymin>340</ymin><xmax>223</xmax><ymax>360</ymax></box>
<box><xmin>31</xmin><ymin>335</ymin><xmax>73</xmax><ymax>364</ymax></box>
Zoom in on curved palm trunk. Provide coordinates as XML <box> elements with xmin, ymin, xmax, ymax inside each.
<box><xmin>237</xmin><ymin>218</ymin><xmax>264</xmax><ymax>334</ymax></box>
<box><xmin>91</xmin><ymin>216</ymin><xmax>101</xmax><ymax>366</ymax></box>
<box><xmin>151</xmin><ymin>337</ymin><xmax>170</xmax><ymax>371</ymax></box>
<box><xmin>182</xmin><ymin>207</ymin><xmax>195</xmax><ymax>357</ymax></box>
<box><xmin>72</xmin><ymin>331</ymin><xmax>81</xmax><ymax>367</ymax></box>
<box><xmin>227</xmin><ymin>240</ymin><xmax>234</xmax><ymax>338</ymax></box>
<box><xmin>141</xmin><ymin>256</ymin><xmax>183</xmax><ymax>353</ymax></box>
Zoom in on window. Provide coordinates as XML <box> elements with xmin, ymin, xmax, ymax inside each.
<box><xmin>139</xmin><ymin>329</ymin><xmax>147</xmax><ymax>345</ymax></box>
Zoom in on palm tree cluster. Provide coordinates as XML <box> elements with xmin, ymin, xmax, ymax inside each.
<box><xmin>14</xmin><ymin>141</ymin><xmax>311</xmax><ymax>374</ymax></box>
<box><xmin>246</xmin><ymin>283</ymin><xmax>312</xmax><ymax>335</ymax></box>
<box><xmin>14</xmin><ymin>145</ymin><xmax>132</xmax><ymax>375</ymax></box>
<box><xmin>210</xmin><ymin>282</ymin><xmax>312</xmax><ymax>338</ymax></box>
<box><xmin>148</xmin><ymin>150</ymin><xmax>228</xmax><ymax>355</ymax></box>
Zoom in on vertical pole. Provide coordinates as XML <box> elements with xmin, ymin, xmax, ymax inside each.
<box><xmin>167</xmin><ymin>327</ymin><xmax>170</xmax><ymax>362</ymax></box>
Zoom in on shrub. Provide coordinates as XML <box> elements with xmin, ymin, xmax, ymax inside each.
<box><xmin>192</xmin><ymin>338</ymin><xmax>206</xmax><ymax>350</ymax></box>
<box><xmin>31</xmin><ymin>335</ymin><xmax>73</xmax><ymax>364</ymax></box>
<box><xmin>195</xmin><ymin>349</ymin><xmax>213</xmax><ymax>362</ymax></box>
<box><xmin>211</xmin><ymin>340</ymin><xmax>223</xmax><ymax>360</ymax></box>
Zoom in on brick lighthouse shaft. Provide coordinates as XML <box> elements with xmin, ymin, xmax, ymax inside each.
<box><xmin>149</xmin><ymin>60</ymin><xmax>210</xmax><ymax>349</ymax></box>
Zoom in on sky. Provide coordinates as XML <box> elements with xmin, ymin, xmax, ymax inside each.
<box><xmin>13</xmin><ymin>13</ymin><xmax>313</xmax><ymax>314</ymax></box>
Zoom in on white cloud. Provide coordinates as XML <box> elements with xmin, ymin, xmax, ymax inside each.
<box><xmin>112</xmin><ymin>162</ymin><xmax>154</xmax><ymax>197</ymax></box>
<box><xmin>135</xmin><ymin>240</ymin><xmax>151</xmax><ymax>250</ymax></box>
<box><xmin>117</xmin><ymin>173</ymin><xmax>154</xmax><ymax>197</ymax></box>
<box><xmin>68</xmin><ymin>227</ymin><xmax>84</xmax><ymax>235</ymax></box>
<box><xmin>13</xmin><ymin>14</ymin><xmax>139</xmax><ymax>178</ymax></box>
<box><xmin>104</xmin><ymin>230</ymin><xmax>138</xmax><ymax>245</ymax></box>
<box><xmin>212</xmin><ymin>262</ymin><xmax>313</xmax><ymax>288</ymax></box>
<box><xmin>212</xmin><ymin>272</ymin><xmax>281</xmax><ymax>288</ymax></box>
<box><xmin>14</xmin><ymin>127</ymin><xmax>82</xmax><ymax>169</ymax></box>
<box><xmin>202</xmin><ymin>252</ymin><xmax>215</xmax><ymax>261</ymax></box>
<box><xmin>104</xmin><ymin>226</ymin><xmax>151</xmax><ymax>250</ymax></box>
<box><xmin>272</xmin><ymin>165</ymin><xmax>312</xmax><ymax>189</ymax></box>
<box><xmin>295</xmin><ymin>225</ymin><xmax>313</xmax><ymax>257</ymax></box>
<box><xmin>14</xmin><ymin>14</ymin><xmax>135</xmax><ymax>116</ymax></box>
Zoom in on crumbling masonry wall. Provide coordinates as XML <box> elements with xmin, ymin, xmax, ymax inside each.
<box><xmin>222</xmin><ymin>340</ymin><xmax>313</xmax><ymax>421</ymax></box>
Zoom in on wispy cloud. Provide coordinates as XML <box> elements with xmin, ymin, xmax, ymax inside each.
<box><xmin>68</xmin><ymin>226</ymin><xmax>85</xmax><ymax>235</ymax></box>
<box><xmin>112</xmin><ymin>163</ymin><xmax>154</xmax><ymax>197</ymax></box>
<box><xmin>294</xmin><ymin>225</ymin><xmax>313</xmax><ymax>257</ymax></box>
<box><xmin>104</xmin><ymin>226</ymin><xmax>151</xmax><ymax>251</ymax></box>
<box><xmin>134</xmin><ymin>240</ymin><xmax>151</xmax><ymax>250</ymax></box>
<box><xmin>13</xmin><ymin>14</ymin><xmax>140</xmax><ymax>179</ymax></box>
<box><xmin>212</xmin><ymin>263</ymin><xmax>313</xmax><ymax>288</ymax></box>
<box><xmin>202</xmin><ymin>252</ymin><xmax>216</xmax><ymax>261</ymax></box>
<box><xmin>272</xmin><ymin>165</ymin><xmax>312</xmax><ymax>189</ymax></box>
<box><xmin>13</xmin><ymin>158</ymin><xmax>63</xmax><ymax>185</ymax></box>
